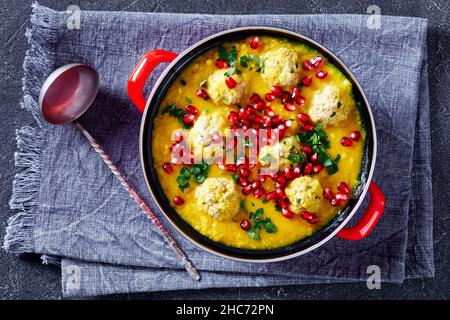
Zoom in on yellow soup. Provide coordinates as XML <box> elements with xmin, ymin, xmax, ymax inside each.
<box><xmin>152</xmin><ymin>35</ymin><xmax>365</xmax><ymax>250</ymax></box>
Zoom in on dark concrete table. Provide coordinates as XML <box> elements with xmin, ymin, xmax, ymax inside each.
<box><xmin>1</xmin><ymin>0</ymin><xmax>449</xmax><ymax>300</ymax></box>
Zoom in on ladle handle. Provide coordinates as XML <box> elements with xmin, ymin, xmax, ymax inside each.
<box><xmin>74</xmin><ymin>122</ymin><xmax>200</xmax><ymax>281</ymax></box>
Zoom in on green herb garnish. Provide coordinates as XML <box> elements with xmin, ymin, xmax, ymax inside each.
<box><xmin>180</xmin><ymin>79</ymin><xmax>187</xmax><ymax>86</ymax></box>
<box><xmin>185</xmin><ymin>97</ymin><xmax>192</xmax><ymax>104</ymax></box>
<box><xmin>246</xmin><ymin>208</ymin><xmax>277</xmax><ymax>240</ymax></box>
<box><xmin>161</xmin><ymin>104</ymin><xmax>188</xmax><ymax>128</ymax></box>
<box><xmin>296</xmin><ymin>124</ymin><xmax>341</xmax><ymax>175</ymax></box>
<box><xmin>287</xmin><ymin>147</ymin><xmax>305</xmax><ymax>165</ymax></box>
<box><xmin>240</xmin><ymin>55</ymin><xmax>249</xmax><ymax>67</ymax></box>
<box><xmin>199</xmin><ymin>80</ymin><xmax>207</xmax><ymax>88</ymax></box>
<box><xmin>176</xmin><ymin>162</ymin><xmax>209</xmax><ymax>192</ymax></box>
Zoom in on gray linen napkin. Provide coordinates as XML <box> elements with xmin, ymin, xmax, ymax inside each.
<box><xmin>4</xmin><ymin>4</ymin><xmax>433</xmax><ymax>297</ymax></box>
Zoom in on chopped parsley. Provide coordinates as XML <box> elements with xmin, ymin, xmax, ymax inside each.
<box><xmin>180</xmin><ymin>79</ymin><xmax>187</xmax><ymax>86</ymax></box>
<box><xmin>240</xmin><ymin>55</ymin><xmax>249</xmax><ymax>67</ymax></box>
<box><xmin>219</xmin><ymin>45</ymin><xmax>240</xmax><ymax>76</ymax></box>
<box><xmin>287</xmin><ymin>147</ymin><xmax>305</xmax><ymax>165</ymax></box>
<box><xmin>239</xmin><ymin>54</ymin><xmax>264</xmax><ymax>73</ymax></box>
<box><xmin>231</xmin><ymin>173</ymin><xmax>239</xmax><ymax>183</ymax></box>
<box><xmin>199</xmin><ymin>79</ymin><xmax>207</xmax><ymax>88</ymax></box>
<box><xmin>176</xmin><ymin>162</ymin><xmax>209</xmax><ymax>192</ymax></box>
<box><xmin>247</xmin><ymin>208</ymin><xmax>277</xmax><ymax>240</ymax></box>
<box><xmin>185</xmin><ymin>97</ymin><xmax>192</xmax><ymax>104</ymax></box>
<box><xmin>296</xmin><ymin>124</ymin><xmax>341</xmax><ymax>175</ymax></box>
<box><xmin>161</xmin><ymin>104</ymin><xmax>191</xmax><ymax>129</ymax></box>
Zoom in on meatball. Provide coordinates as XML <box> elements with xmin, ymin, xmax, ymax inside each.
<box><xmin>308</xmin><ymin>84</ymin><xmax>351</xmax><ymax>126</ymax></box>
<box><xmin>285</xmin><ymin>176</ymin><xmax>323</xmax><ymax>213</ymax></box>
<box><xmin>258</xmin><ymin>136</ymin><xmax>301</xmax><ymax>171</ymax></box>
<box><xmin>188</xmin><ymin>112</ymin><xmax>228</xmax><ymax>162</ymax></box>
<box><xmin>195</xmin><ymin>177</ymin><xmax>242</xmax><ymax>220</ymax></box>
<box><xmin>207</xmin><ymin>70</ymin><xmax>247</xmax><ymax>105</ymax></box>
<box><xmin>261</xmin><ymin>47</ymin><xmax>300</xmax><ymax>88</ymax></box>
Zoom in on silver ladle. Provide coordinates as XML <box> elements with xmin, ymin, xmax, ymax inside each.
<box><xmin>39</xmin><ymin>63</ymin><xmax>200</xmax><ymax>281</ymax></box>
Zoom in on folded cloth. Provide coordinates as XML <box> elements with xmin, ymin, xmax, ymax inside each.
<box><xmin>4</xmin><ymin>4</ymin><xmax>433</xmax><ymax>297</ymax></box>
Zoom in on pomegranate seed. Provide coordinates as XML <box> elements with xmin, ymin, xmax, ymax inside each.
<box><xmin>302</xmin><ymin>75</ymin><xmax>313</xmax><ymax>87</ymax></box>
<box><xmin>335</xmin><ymin>193</ymin><xmax>349</xmax><ymax>202</ymax></box>
<box><xmin>304</xmin><ymin>162</ymin><xmax>313</xmax><ymax>175</ymax></box>
<box><xmin>301</xmin><ymin>210</ymin><xmax>319</xmax><ymax>224</ymax></box>
<box><xmin>185</xmin><ymin>105</ymin><xmax>199</xmax><ymax>115</ymax></box>
<box><xmin>303</xmin><ymin>123</ymin><xmax>314</xmax><ymax>132</ymax></box>
<box><xmin>227</xmin><ymin>111</ymin><xmax>239</xmax><ymax>124</ymax></box>
<box><xmin>270</xmin><ymin>85</ymin><xmax>283</xmax><ymax>97</ymax></box>
<box><xmin>278</xmin><ymin>199</ymin><xmax>290</xmax><ymax>209</ymax></box>
<box><xmin>162</xmin><ymin>162</ymin><xmax>174</xmax><ymax>174</ymax></box>
<box><xmin>240</xmin><ymin>219</ymin><xmax>251</xmax><ymax>231</ymax></box>
<box><xmin>265</xmin><ymin>191</ymin><xmax>277</xmax><ymax>201</ymax></box>
<box><xmin>302</xmin><ymin>76</ymin><xmax>312</xmax><ymax>87</ymax></box>
<box><xmin>174</xmin><ymin>131</ymin><xmax>184</xmax><ymax>143</ymax></box>
<box><xmin>251</xmin><ymin>115</ymin><xmax>262</xmax><ymax>126</ymax></box>
<box><xmin>310</xmin><ymin>152</ymin><xmax>319</xmax><ymax>163</ymax></box>
<box><xmin>337</xmin><ymin>182</ymin><xmax>351</xmax><ymax>195</ymax></box>
<box><xmin>302</xmin><ymin>59</ymin><xmax>314</xmax><ymax>71</ymax></box>
<box><xmin>251</xmin><ymin>180</ymin><xmax>261</xmax><ymax>190</ymax></box>
<box><xmin>264</xmin><ymin>107</ymin><xmax>275</xmax><ymax>117</ymax></box>
<box><xmin>225</xmin><ymin>164</ymin><xmax>237</xmax><ymax>172</ymax></box>
<box><xmin>254</xmin><ymin>188</ymin><xmax>266</xmax><ymax>199</ymax></box>
<box><xmin>242</xmin><ymin>185</ymin><xmax>252</xmax><ymax>195</ymax></box>
<box><xmin>241</xmin><ymin>118</ymin><xmax>252</xmax><ymax>128</ymax></box>
<box><xmin>265</xmin><ymin>93</ymin><xmax>276</xmax><ymax>102</ymax></box>
<box><xmin>239</xmin><ymin>177</ymin><xmax>249</xmax><ymax>186</ymax></box>
<box><xmin>272</xmin><ymin>115</ymin><xmax>283</xmax><ymax>126</ymax></box>
<box><xmin>254</xmin><ymin>101</ymin><xmax>266</xmax><ymax>111</ymax></box>
<box><xmin>182</xmin><ymin>113</ymin><xmax>195</xmax><ymax>126</ymax></box>
<box><xmin>250</xmin><ymin>93</ymin><xmax>261</xmax><ymax>103</ymax></box>
<box><xmin>196</xmin><ymin>89</ymin><xmax>208</xmax><ymax>99</ymax></box>
<box><xmin>297</xmin><ymin>113</ymin><xmax>310</xmax><ymax>123</ymax></box>
<box><xmin>284</xmin><ymin>102</ymin><xmax>296</xmax><ymax>111</ymax></box>
<box><xmin>310</xmin><ymin>56</ymin><xmax>323</xmax><ymax>68</ymax></box>
<box><xmin>313</xmin><ymin>163</ymin><xmax>323</xmax><ymax>173</ymax></box>
<box><xmin>249</xmin><ymin>36</ymin><xmax>260</xmax><ymax>49</ymax></box>
<box><xmin>225</xmin><ymin>76</ymin><xmax>237</xmax><ymax>89</ymax></box>
<box><xmin>292</xmin><ymin>166</ymin><xmax>301</xmax><ymax>177</ymax></box>
<box><xmin>282</xmin><ymin>208</ymin><xmax>294</xmax><ymax>219</ymax></box>
<box><xmin>263</xmin><ymin>116</ymin><xmax>272</xmax><ymax>128</ymax></box>
<box><xmin>302</xmin><ymin>145</ymin><xmax>312</xmax><ymax>155</ymax></box>
<box><xmin>281</xmin><ymin>91</ymin><xmax>291</xmax><ymax>104</ymax></box>
<box><xmin>283</xmin><ymin>167</ymin><xmax>293</xmax><ymax>179</ymax></box>
<box><xmin>239</xmin><ymin>167</ymin><xmax>251</xmax><ymax>177</ymax></box>
<box><xmin>284</xmin><ymin>120</ymin><xmax>292</xmax><ymax>128</ymax></box>
<box><xmin>316</xmin><ymin>70</ymin><xmax>328</xmax><ymax>79</ymax></box>
<box><xmin>340</xmin><ymin>137</ymin><xmax>353</xmax><ymax>146</ymax></box>
<box><xmin>275</xmin><ymin>175</ymin><xmax>287</xmax><ymax>187</ymax></box>
<box><xmin>215</xmin><ymin>59</ymin><xmax>229</xmax><ymax>68</ymax></box>
<box><xmin>331</xmin><ymin>197</ymin><xmax>339</xmax><ymax>207</ymax></box>
<box><xmin>173</xmin><ymin>196</ymin><xmax>184</xmax><ymax>205</ymax></box>
<box><xmin>323</xmin><ymin>187</ymin><xmax>333</xmax><ymax>200</ymax></box>
<box><xmin>275</xmin><ymin>188</ymin><xmax>286</xmax><ymax>199</ymax></box>
<box><xmin>295</xmin><ymin>95</ymin><xmax>306</xmax><ymax>105</ymax></box>
<box><xmin>291</xmin><ymin>87</ymin><xmax>301</xmax><ymax>99</ymax></box>
<box><xmin>258</xmin><ymin>174</ymin><xmax>266</xmax><ymax>182</ymax></box>
<box><xmin>350</xmin><ymin>130</ymin><xmax>361</xmax><ymax>141</ymax></box>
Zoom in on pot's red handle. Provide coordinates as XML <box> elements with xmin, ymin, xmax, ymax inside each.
<box><xmin>127</xmin><ymin>50</ymin><xmax>178</xmax><ymax>113</ymax></box>
<box><xmin>336</xmin><ymin>181</ymin><xmax>385</xmax><ymax>240</ymax></box>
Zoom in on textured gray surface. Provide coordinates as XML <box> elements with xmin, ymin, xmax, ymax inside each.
<box><xmin>0</xmin><ymin>0</ymin><xmax>449</xmax><ymax>300</ymax></box>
